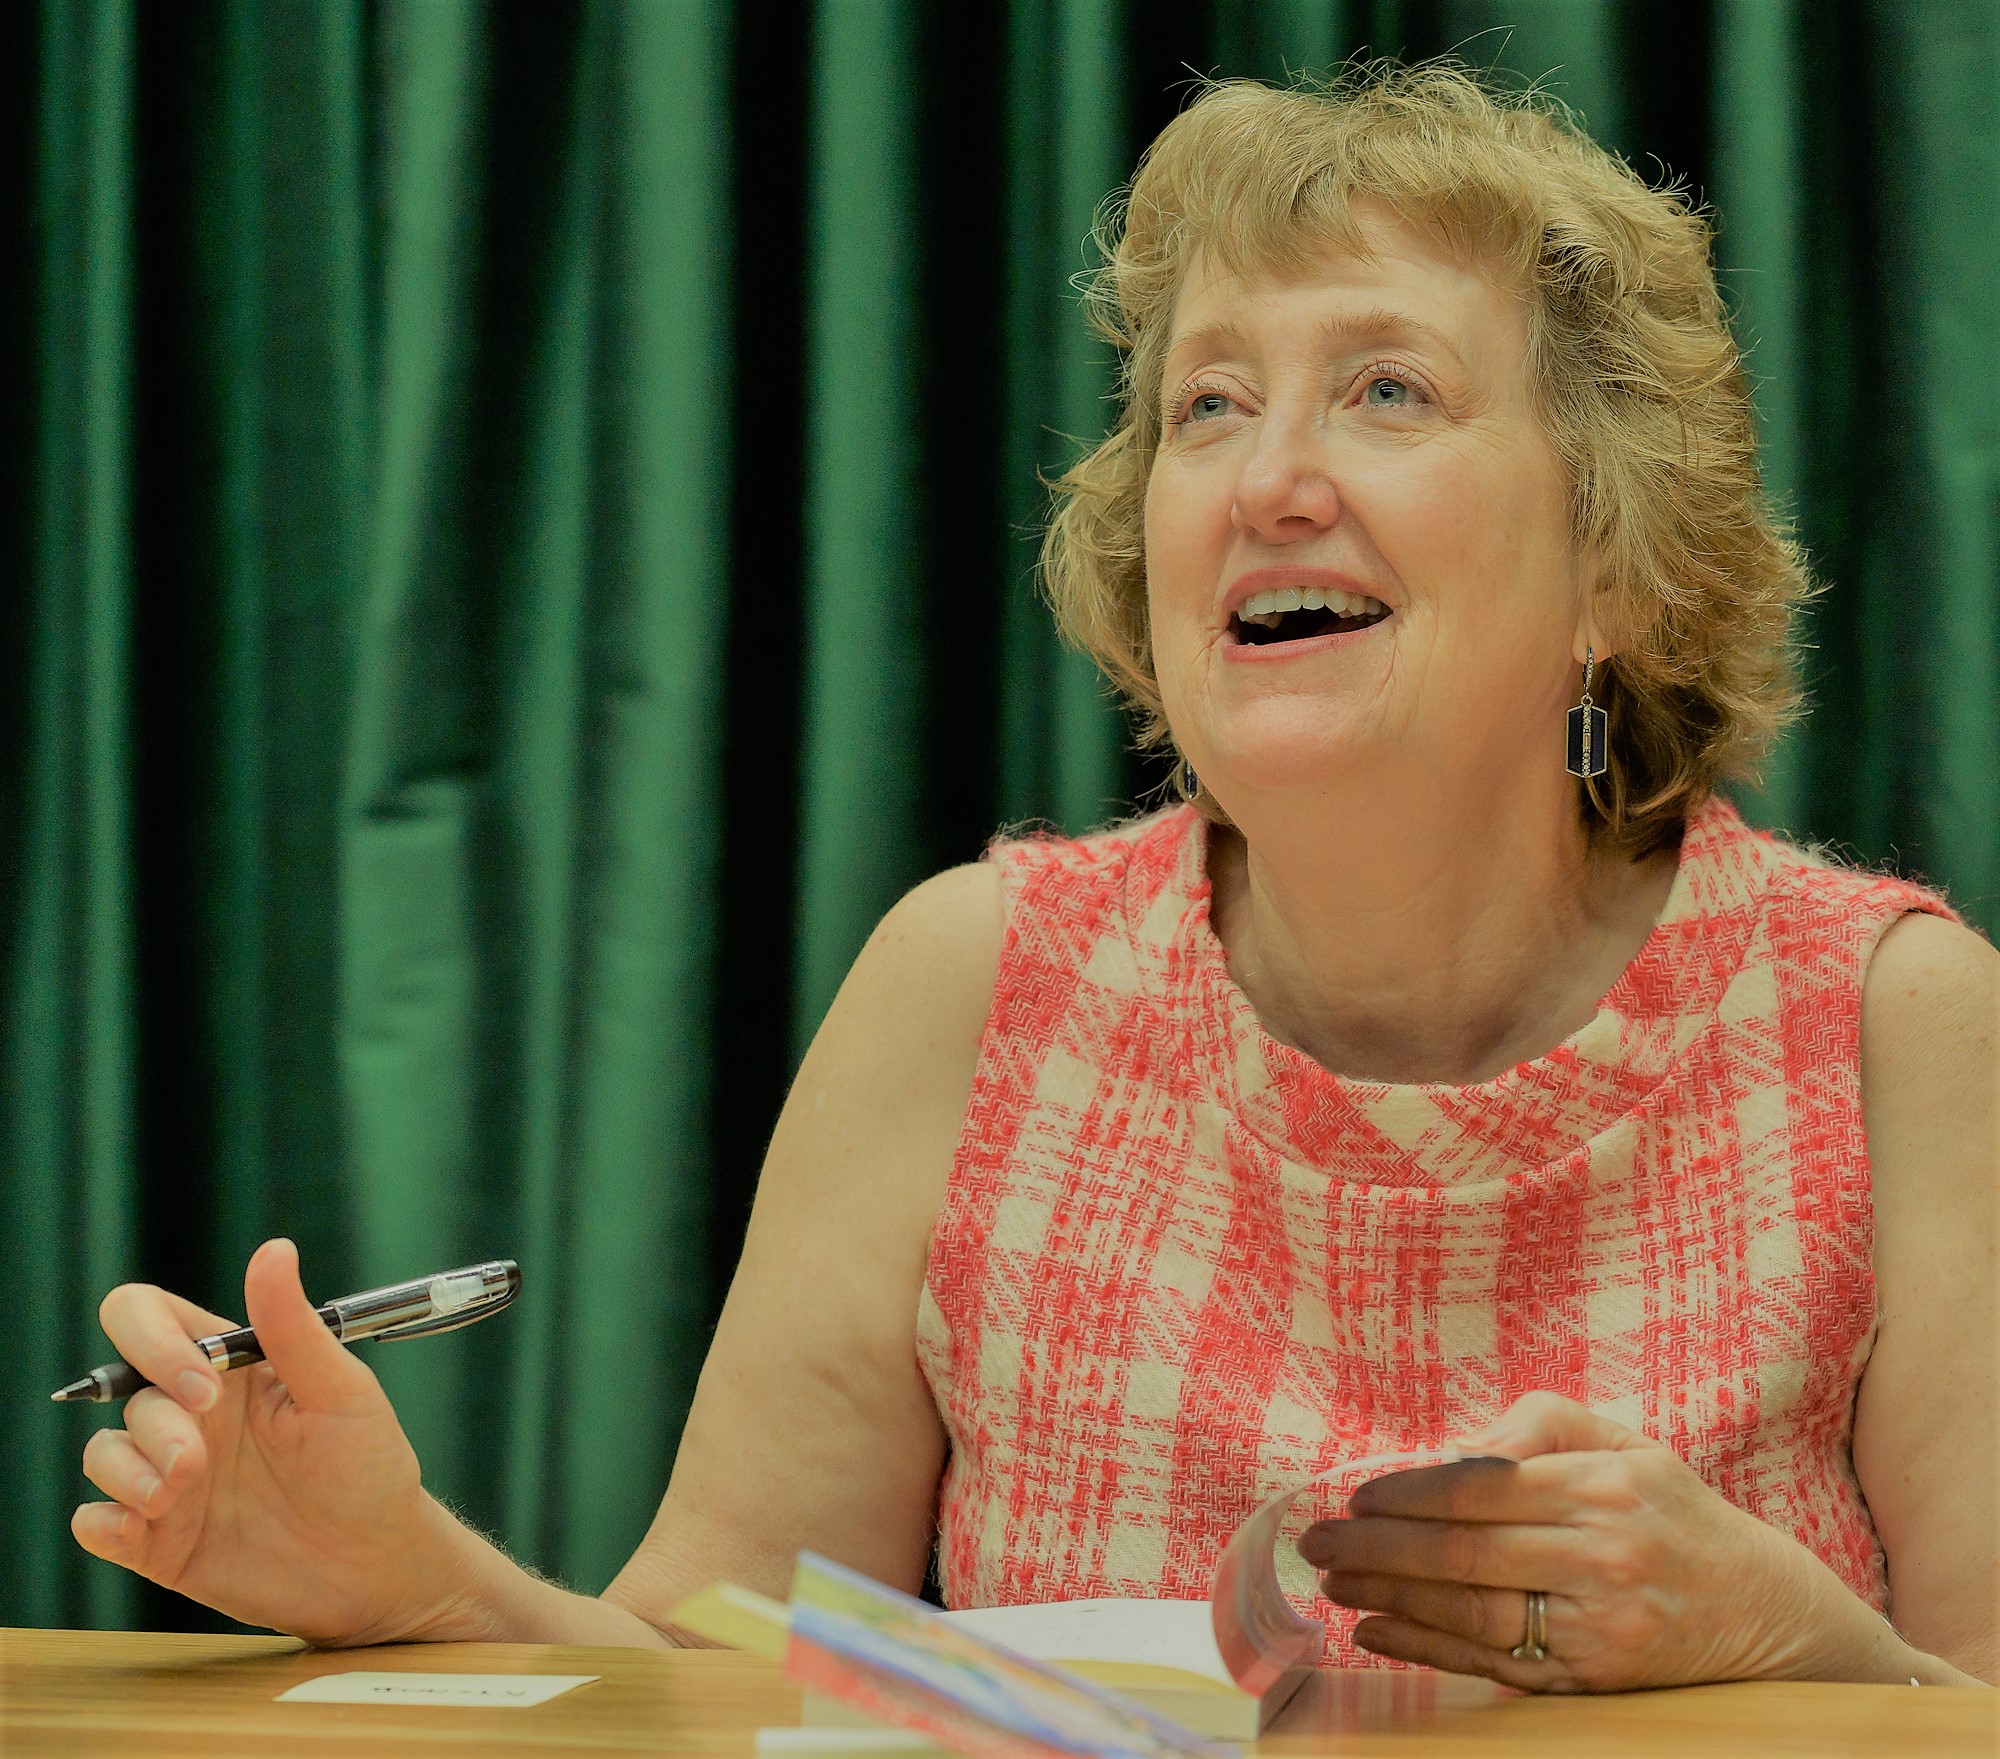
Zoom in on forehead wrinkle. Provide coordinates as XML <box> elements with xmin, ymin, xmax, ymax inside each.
<box><xmin>1311</xmin><ymin>305</ymin><xmax>1469</xmax><ymax>370</ymax></box>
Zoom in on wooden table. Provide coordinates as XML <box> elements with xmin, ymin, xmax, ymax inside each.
<box><xmin>2</xmin><ymin>1627</ymin><xmax>1992</xmax><ymax>1757</ymax></box>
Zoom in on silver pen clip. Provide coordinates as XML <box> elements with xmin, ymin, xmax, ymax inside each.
<box><xmin>329</xmin><ymin>1261</ymin><xmax>522</xmax><ymax>1346</ymax></box>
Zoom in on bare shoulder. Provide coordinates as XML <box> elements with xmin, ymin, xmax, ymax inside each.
<box><xmin>1860</xmin><ymin>913</ymin><xmax>1998</xmax><ymax>1173</ymax></box>
<box><xmin>784</xmin><ymin>862</ymin><xmax>1005</xmax><ymax>1177</ymax></box>
<box><xmin>1860</xmin><ymin>909</ymin><xmax>1998</xmax><ymax>1304</ymax></box>
<box><xmin>756</xmin><ymin>858</ymin><xmax>1006</xmax><ymax>1248</ymax></box>
<box><xmin>836</xmin><ymin>859</ymin><xmax>1007</xmax><ymax>1044</ymax></box>
<box><xmin>1863</xmin><ymin>909</ymin><xmax>1997</xmax><ymax>1014</ymax></box>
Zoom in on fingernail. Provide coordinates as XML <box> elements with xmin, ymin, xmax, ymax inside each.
<box><xmin>110</xmin><ymin>1509</ymin><xmax>131</xmax><ymax>1541</ymax></box>
<box><xmin>161</xmin><ymin>1443</ymin><xmax>184</xmax><ymax>1479</ymax></box>
<box><xmin>134</xmin><ymin>1472</ymin><xmax>162</xmax><ymax>1510</ymax></box>
<box><xmin>1295</xmin><ymin>1527</ymin><xmax>1338</xmax><ymax>1563</ymax></box>
<box><xmin>177</xmin><ymin>1370</ymin><xmax>218</xmax><ymax>1411</ymax></box>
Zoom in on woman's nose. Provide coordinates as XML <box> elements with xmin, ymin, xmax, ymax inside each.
<box><xmin>1230</xmin><ymin>423</ymin><xmax>1342</xmax><ymax>539</ymax></box>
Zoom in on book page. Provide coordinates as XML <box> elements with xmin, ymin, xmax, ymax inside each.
<box><xmin>275</xmin><ymin>1672</ymin><xmax>597</xmax><ymax>1707</ymax></box>
<box><xmin>942</xmin><ymin>1602</ymin><xmax>1230</xmax><ymax>1688</ymax></box>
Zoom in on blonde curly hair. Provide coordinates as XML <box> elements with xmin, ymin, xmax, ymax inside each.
<box><xmin>1041</xmin><ymin>61</ymin><xmax>1812</xmax><ymax>858</ymax></box>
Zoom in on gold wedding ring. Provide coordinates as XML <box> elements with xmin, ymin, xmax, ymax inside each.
<box><xmin>1511</xmin><ymin>1589</ymin><xmax>1549</xmax><ymax>1661</ymax></box>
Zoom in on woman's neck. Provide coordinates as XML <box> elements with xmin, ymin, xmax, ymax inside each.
<box><xmin>1205</xmin><ymin>773</ymin><xmax>1678</xmax><ymax>1085</ymax></box>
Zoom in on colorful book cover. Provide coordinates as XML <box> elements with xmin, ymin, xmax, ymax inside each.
<box><xmin>782</xmin><ymin>1553</ymin><xmax>1232</xmax><ymax>1759</ymax></box>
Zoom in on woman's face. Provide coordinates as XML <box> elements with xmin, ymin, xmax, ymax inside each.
<box><xmin>1144</xmin><ymin>204</ymin><xmax>1587</xmax><ymax>814</ymax></box>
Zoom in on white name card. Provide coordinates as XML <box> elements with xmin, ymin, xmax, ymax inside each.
<box><xmin>277</xmin><ymin>1671</ymin><xmax>599</xmax><ymax>1708</ymax></box>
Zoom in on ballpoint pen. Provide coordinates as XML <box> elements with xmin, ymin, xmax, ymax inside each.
<box><xmin>50</xmin><ymin>1260</ymin><xmax>522</xmax><ymax>1403</ymax></box>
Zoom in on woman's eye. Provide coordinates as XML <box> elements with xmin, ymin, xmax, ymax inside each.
<box><xmin>1363</xmin><ymin>375</ymin><xmax>1414</xmax><ymax>406</ymax></box>
<box><xmin>1186</xmin><ymin>390</ymin><xmax>1234</xmax><ymax>421</ymax></box>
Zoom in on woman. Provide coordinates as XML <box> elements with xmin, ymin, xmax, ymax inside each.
<box><xmin>74</xmin><ymin>65</ymin><xmax>1995</xmax><ymax>1692</ymax></box>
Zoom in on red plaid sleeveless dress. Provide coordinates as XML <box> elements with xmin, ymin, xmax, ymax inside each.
<box><xmin>915</xmin><ymin>795</ymin><xmax>1954</xmax><ymax>1660</ymax></box>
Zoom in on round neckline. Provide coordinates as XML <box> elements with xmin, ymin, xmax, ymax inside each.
<box><xmin>1182</xmin><ymin>811</ymin><xmax>1693</xmax><ymax>1100</ymax></box>
<box><xmin>1138</xmin><ymin>799</ymin><xmax>1776</xmax><ymax>1189</ymax></box>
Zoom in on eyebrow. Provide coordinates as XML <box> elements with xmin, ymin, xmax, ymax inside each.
<box><xmin>1162</xmin><ymin>305</ymin><xmax>1469</xmax><ymax>388</ymax></box>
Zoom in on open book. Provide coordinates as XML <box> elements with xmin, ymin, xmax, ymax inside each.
<box><xmin>675</xmin><ymin>1580</ymin><xmax>1272</xmax><ymax>1744</ymax></box>
<box><xmin>672</xmin><ymin>1447</ymin><xmax>1471</xmax><ymax>1759</ymax></box>
<box><xmin>673</xmin><ymin>1565</ymin><xmax>1254</xmax><ymax>1758</ymax></box>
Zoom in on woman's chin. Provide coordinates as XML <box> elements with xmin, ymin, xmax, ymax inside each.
<box><xmin>1198</xmin><ymin>743</ymin><xmax>1383</xmax><ymax>803</ymax></box>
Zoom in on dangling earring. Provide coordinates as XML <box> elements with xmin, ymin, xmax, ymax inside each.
<box><xmin>1565</xmin><ymin>647</ymin><xmax>1608</xmax><ymax>779</ymax></box>
<box><xmin>1173</xmin><ymin>755</ymin><xmax>1201</xmax><ymax>803</ymax></box>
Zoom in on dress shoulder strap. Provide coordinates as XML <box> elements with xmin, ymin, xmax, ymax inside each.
<box><xmin>983</xmin><ymin>807</ymin><xmax>1199</xmax><ymax>980</ymax></box>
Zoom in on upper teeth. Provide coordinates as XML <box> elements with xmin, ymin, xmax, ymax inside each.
<box><xmin>1236</xmin><ymin>586</ymin><xmax>1386</xmax><ymax>624</ymax></box>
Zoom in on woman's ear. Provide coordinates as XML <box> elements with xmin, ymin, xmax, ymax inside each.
<box><xmin>1573</xmin><ymin>548</ymin><xmax>1615</xmax><ymax>664</ymax></box>
<box><xmin>1573</xmin><ymin>608</ymin><xmax>1613</xmax><ymax>667</ymax></box>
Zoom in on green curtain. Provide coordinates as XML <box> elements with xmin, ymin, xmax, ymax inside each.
<box><xmin>5</xmin><ymin>0</ymin><xmax>1994</xmax><ymax>1633</ymax></box>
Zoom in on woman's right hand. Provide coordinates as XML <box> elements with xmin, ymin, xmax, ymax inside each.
<box><xmin>72</xmin><ymin>1237</ymin><xmax>481</xmax><ymax>1647</ymax></box>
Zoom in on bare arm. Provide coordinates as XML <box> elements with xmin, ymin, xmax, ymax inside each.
<box><xmin>1852</xmin><ymin>912</ymin><xmax>1999</xmax><ymax>1684</ymax></box>
<box><xmin>451</xmin><ymin>861</ymin><xmax>1005</xmax><ymax>1642</ymax></box>
<box><xmin>73</xmin><ymin>862</ymin><xmax>1003</xmax><ymax>1647</ymax></box>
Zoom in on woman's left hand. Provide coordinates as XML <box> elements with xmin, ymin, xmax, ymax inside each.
<box><xmin>1296</xmin><ymin>1392</ymin><xmax>1880</xmax><ymax>1692</ymax></box>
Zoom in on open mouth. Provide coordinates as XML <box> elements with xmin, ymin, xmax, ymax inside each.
<box><xmin>1229</xmin><ymin>587</ymin><xmax>1392</xmax><ymax>647</ymax></box>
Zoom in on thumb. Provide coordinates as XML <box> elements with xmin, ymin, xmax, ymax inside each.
<box><xmin>243</xmin><ymin>1238</ymin><xmax>380</xmax><ymax>1417</ymax></box>
<box><xmin>1454</xmin><ymin>1391</ymin><xmax>1644</xmax><ymax>1461</ymax></box>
